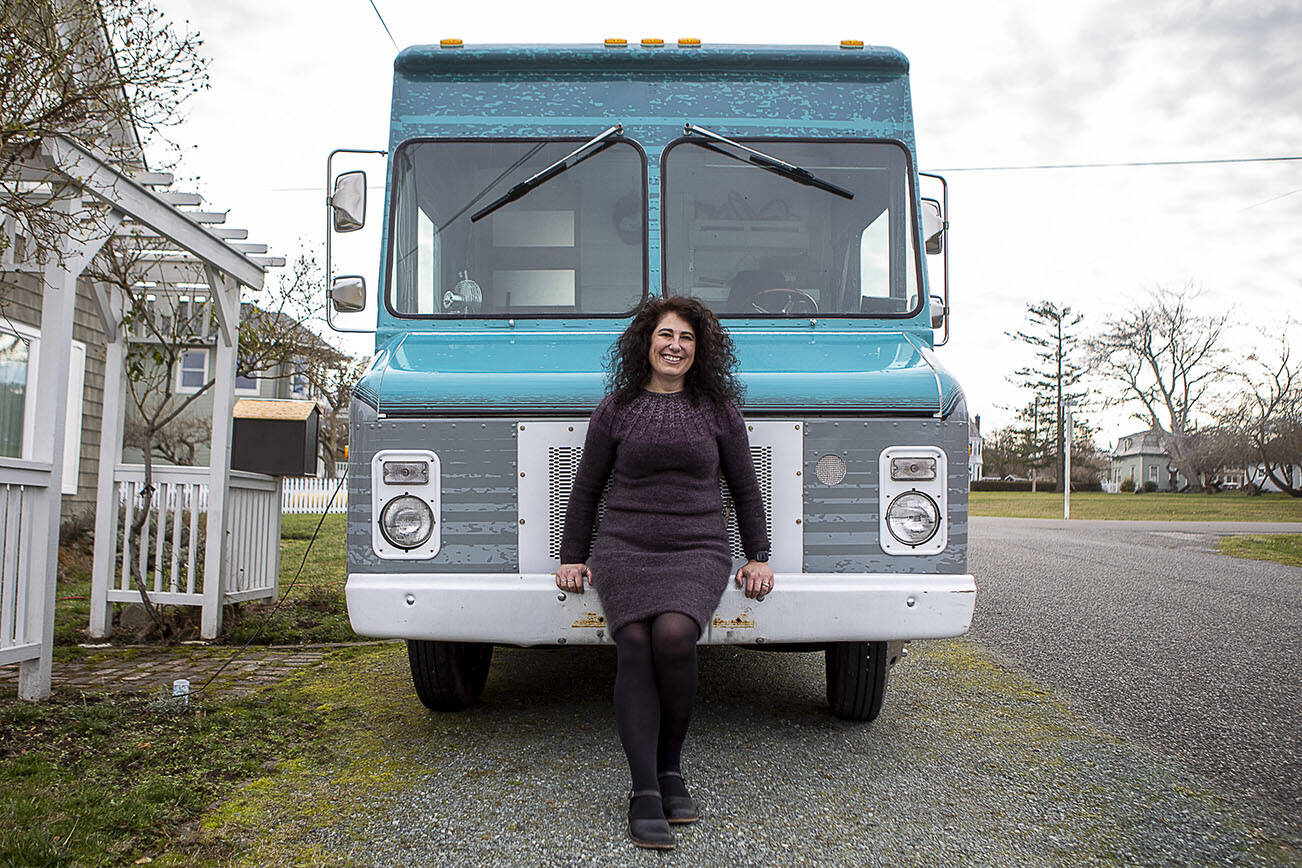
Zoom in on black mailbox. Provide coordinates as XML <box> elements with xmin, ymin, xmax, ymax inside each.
<box><xmin>231</xmin><ymin>399</ymin><xmax>320</xmax><ymax>476</ymax></box>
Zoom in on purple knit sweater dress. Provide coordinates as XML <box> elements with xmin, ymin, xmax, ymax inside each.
<box><xmin>559</xmin><ymin>390</ymin><xmax>770</xmax><ymax>636</ymax></box>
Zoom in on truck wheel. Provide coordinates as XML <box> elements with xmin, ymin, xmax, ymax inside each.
<box><xmin>407</xmin><ymin>640</ymin><xmax>493</xmax><ymax>711</ymax></box>
<box><xmin>825</xmin><ymin>641</ymin><xmax>889</xmax><ymax>721</ymax></box>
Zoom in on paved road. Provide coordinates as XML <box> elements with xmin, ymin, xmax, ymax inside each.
<box><xmin>968</xmin><ymin>517</ymin><xmax>1302</xmax><ymax>840</ymax></box>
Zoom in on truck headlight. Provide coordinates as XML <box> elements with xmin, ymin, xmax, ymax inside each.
<box><xmin>884</xmin><ymin>491</ymin><xmax>939</xmax><ymax>546</ymax></box>
<box><xmin>379</xmin><ymin>495</ymin><xmax>435</xmax><ymax>549</ymax></box>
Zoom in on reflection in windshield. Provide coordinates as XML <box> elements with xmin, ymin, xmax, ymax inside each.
<box><xmin>388</xmin><ymin>139</ymin><xmax>645</xmax><ymax>317</ymax></box>
<box><xmin>662</xmin><ymin>140</ymin><xmax>920</xmax><ymax>317</ymax></box>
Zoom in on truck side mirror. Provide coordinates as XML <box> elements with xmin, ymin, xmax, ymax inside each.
<box><xmin>921</xmin><ymin>199</ymin><xmax>944</xmax><ymax>255</ymax></box>
<box><xmin>929</xmin><ymin>293</ymin><xmax>946</xmax><ymax>329</ymax></box>
<box><xmin>331</xmin><ymin>275</ymin><xmax>366</xmax><ymax>313</ymax></box>
<box><xmin>331</xmin><ymin>171</ymin><xmax>367</xmax><ymax>232</ymax></box>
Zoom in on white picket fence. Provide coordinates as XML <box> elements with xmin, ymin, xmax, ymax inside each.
<box><xmin>281</xmin><ymin>475</ymin><xmax>348</xmax><ymax>515</ymax></box>
<box><xmin>120</xmin><ymin>466</ymin><xmax>347</xmax><ymax>516</ymax></box>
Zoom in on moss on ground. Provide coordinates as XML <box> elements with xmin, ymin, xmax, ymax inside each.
<box><xmin>163</xmin><ymin>644</ymin><xmax>429</xmax><ymax>866</ymax></box>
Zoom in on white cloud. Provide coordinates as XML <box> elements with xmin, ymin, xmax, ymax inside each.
<box><xmin>154</xmin><ymin>0</ymin><xmax>1302</xmax><ymax>439</ymax></box>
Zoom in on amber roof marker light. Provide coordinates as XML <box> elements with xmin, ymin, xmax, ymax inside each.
<box><xmin>677</xmin><ymin>38</ymin><xmax>702</xmax><ymax>47</ymax></box>
<box><xmin>840</xmin><ymin>39</ymin><xmax>864</xmax><ymax>49</ymax></box>
<box><xmin>440</xmin><ymin>38</ymin><xmax>463</xmax><ymax>48</ymax></box>
<box><xmin>604</xmin><ymin>37</ymin><xmax>628</xmax><ymax>48</ymax></box>
<box><xmin>641</xmin><ymin>38</ymin><xmax>664</xmax><ymax>47</ymax></box>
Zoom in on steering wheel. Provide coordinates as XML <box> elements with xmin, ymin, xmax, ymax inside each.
<box><xmin>748</xmin><ymin>287</ymin><xmax>818</xmax><ymax>315</ymax></box>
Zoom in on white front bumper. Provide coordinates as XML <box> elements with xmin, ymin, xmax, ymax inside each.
<box><xmin>346</xmin><ymin>573</ymin><xmax>976</xmax><ymax>645</ymax></box>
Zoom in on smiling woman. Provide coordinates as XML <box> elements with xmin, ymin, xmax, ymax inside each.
<box><xmin>556</xmin><ymin>296</ymin><xmax>772</xmax><ymax>848</ymax></box>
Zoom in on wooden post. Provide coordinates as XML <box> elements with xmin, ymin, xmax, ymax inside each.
<box><xmin>201</xmin><ymin>272</ymin><xmax>240</xmax><ymax>639</ymax></box>
<box><xmin>19</xmin><ymin>210</ymin><xmax>112</xmax><ymax>699</ymax></box>
<box><xmin>88</xmin><ymin>283</ymin><xmax>126</xmax><ymax>638</ymax></box>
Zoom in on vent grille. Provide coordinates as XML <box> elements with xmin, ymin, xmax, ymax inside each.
<box><xmin>547</xmin><ymin>445</ymin><xmax>773</xmax><ymax>561</ymax></box>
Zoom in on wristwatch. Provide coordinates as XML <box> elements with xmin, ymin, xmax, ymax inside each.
<box><xmin>753</xmin><ymin>549</ymin><xmax>770</xmax><ymax>563</ymax></box>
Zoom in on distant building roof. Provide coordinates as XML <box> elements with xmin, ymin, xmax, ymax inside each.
<box><xmin>1113</xmin><ymin>426</ymin><xmax>1170</xmax><ymax>458</ymax></box>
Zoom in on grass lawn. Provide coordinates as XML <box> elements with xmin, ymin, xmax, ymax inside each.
<box><xmin>54</xmin><ymin>513</ymin><xmax>354</xmax><ymax>647</ymax></box>
<box><xmin>1218</xmin><ymin>534</ymin><xmax>1302</xmax><ymax>568</ymax></box>
<box><xmin>0</xmin><ymin>644</ymin><xmax>388</xmax><ymax>867</ymax></box>
<box><xmin>971</xmin><ymin>491</ymin><xmax>1302</xmax><ymax>522</ymax></box>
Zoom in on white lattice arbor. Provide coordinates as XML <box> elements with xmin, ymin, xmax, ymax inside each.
<box><xmin>0</xmin><ymin>135</ymin><xmax>282</xmax><ymax>699</ymax></box>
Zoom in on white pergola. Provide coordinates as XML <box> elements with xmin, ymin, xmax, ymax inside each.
<box><xmin>0</xmin><ymin>135</ymin><xmax>282</xmax><ymax>700</ymax></box>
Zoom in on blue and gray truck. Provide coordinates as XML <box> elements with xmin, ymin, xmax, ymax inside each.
<box><xmin>326</xmin><ymin>41</ymin><xmax>975</xmax><ymax>721</ymax></box>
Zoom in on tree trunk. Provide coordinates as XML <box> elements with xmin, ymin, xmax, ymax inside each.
<box><xmin>126</xmin><ymin>432</ymin><xmax>168</xmax><ymax>635</ymax></box>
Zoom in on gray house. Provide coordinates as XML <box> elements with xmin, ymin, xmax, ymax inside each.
<box><xmin>1110</xmin><ymin>427</ymin><xmax>1187</xmax><ymax>491</ymax></box>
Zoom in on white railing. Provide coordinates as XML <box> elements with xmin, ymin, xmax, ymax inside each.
<box><xmin>110</xmin><ymin>465</ymin><xmax>280</xmax><ymax>608</ymax></box>
<box><xmin>0</xmin><ymin>458</ymin><xmax>52</xmax><ymax>667</ymax></box>
<box><xmin>113</xmin><ymin>466</ymin><xmax>209</xmax><ymax>605</ymax></box>
<box><xmin>225</xmin><ymin>471</ymin><xmax>281</xmax><ymax>602</ymax></box>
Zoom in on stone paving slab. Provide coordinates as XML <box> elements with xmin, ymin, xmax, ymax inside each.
<box><xmin>0</xmin><ymin>642</ymin><xmax>385</xmax><ymax>698</ymax></box>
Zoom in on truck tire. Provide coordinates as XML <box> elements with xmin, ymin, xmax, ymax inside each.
<box><xmin>407</xmin><ymin>640</ymin><xmax>493</xmax><ymax>711</ymax></box>
<box><xmin>825</xmin><ymin>641</ymin><xmax>889</xmax><ymax>721</ymax></box>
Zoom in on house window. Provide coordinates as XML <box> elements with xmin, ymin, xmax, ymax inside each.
<box><xmin>0</xmin><ymin>323</ymin><xmax>85</xmax><ymax>493</ymax></box>
<box><xmin>0</xmin><ymin>330</ymin><xmax>33</xmax><ymax>458</ymax></box>
<box><xmin>178</xmin><ymin>349</ymin><xmax>207</xmax><ymax>392</ymax></box>
<box><xmin>1149</xmin><ymin>465</ymin><xmax>1158</xmax><ymax>482</ymax></box>
<box><xmin>290</xmin><ymin>362</ymin><xmax>309</xmax><ymax>398</ymax></box>
<box><xmin>234</xmin><ymin>369</ymin><xmax>259</xmax><ymax>395</ymax></box>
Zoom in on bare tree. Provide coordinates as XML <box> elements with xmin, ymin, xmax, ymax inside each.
<box><xmin>0</xmin><ymin>0</ymin><xmax>207</xmax><ymax>267</ymax></box>
<box><xmin>1220</xmin><ymin>334</ymin><xmax>1302</xmax><ymax>496</ymax></box>
<box><xmin>90</xmin><ymin>247</ymin><xmax>327</xmax><ymax>633</ymax></box>
<box><xmin>123</xmin><ymin>414</ymin><xmax>209</xmax><ymax>466</ymax></box>
<box><xmin>1088</xmin><ymin>284</ymin><xmax>1233</xmax><ymax>492</ymax></box>
<box><xmin>312</xmin><ymin>354</ymin><xmax>369</xmax><ymax>476</ymax></box>
<box><xmin>1006</xmin><ymin>301</ymin><xmax>1089</xmax><ymax>491</ymax></box>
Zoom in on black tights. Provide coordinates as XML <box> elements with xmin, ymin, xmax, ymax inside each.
<box><xmin>613</xmin><ymin>612</ymin><xmax>699</xmax><ymax>814</ymax></box>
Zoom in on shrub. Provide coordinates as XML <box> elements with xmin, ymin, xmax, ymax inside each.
<box><xmin>1143</xmin><ymin>480</ymin><xmax>1159</xmax><ymax>493</ymax></box>
<box><xmin>972</xmin><ymin>479</ymin><xmax>1034</xmax><ymax>492</ymax></box>
<box><xmin>1120</xmin><ymin>477</ymin><xmax>1135</xmax><ymax>493</ymax></box>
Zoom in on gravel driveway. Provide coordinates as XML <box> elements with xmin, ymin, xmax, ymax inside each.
<box><xmin>969</xmin><ymin>517</ymin><xmax>1302</xmax><ymax>843</ymax></box>
<box><xmin>310</xmin><ymin>637</ymin><xmax>1296</xmax><ymax>867</ymax></box>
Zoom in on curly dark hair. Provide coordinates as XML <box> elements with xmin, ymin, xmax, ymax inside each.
<box><xmin>607</xmin><ymin>296</ymin><xmax>743</xmax><ymax>409</ymax></box>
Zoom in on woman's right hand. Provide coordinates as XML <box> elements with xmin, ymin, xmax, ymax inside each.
<box><xmin>555</xmin><ymin>563</ymin><xmax>593</xmax><ymax>593</ymax></box>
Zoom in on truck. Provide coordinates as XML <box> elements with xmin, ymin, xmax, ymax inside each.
<box><xmin>325</xmin><ymin>40</ymin><xmax>975</xmax><ymax>721</ymax></box>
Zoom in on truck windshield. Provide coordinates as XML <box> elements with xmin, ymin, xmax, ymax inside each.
<box><xmin>387</xmin><ymin>138</ymin><xmax>646</xmax><ymax>317</ymax></box>
<box><xmin>661</xmin><ymin>139</ymin><xmax>921</xmax><ymax>317</ymax></box>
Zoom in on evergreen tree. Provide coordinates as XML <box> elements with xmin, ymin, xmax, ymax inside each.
<box><xmin>1006</xmin><ymin>301</ymin><xmax>1089</xmax><ymax>490</ymax></box>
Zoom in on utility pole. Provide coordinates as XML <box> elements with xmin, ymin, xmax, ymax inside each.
<box><xmin>1064</xmin><ymin>406</ymin><xmax>1074</xmax><ymax>519</ymax></box>
<box><xmin>1031</xmin><ymin>394</ymin><xmax>1039</xmax><ymax>493</ymax></box>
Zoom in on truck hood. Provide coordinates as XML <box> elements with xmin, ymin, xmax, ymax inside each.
<box><xmin>355</xmin><ymin>329</ymin><xmax>961</xmax><ymax>416</ymax></box>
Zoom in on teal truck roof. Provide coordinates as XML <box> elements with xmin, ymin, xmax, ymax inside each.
<box><xmin>394</xmin><ymin>43</ymin><xmax>909</xmax><ymax>77</ymax></box>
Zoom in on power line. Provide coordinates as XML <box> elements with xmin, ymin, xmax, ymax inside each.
<box><xmin>932</xmin><ymin>155</ymin><xmax>1302</xmax><ymax>172</ymax></box>
<box><xmin>1238</xmin><ymin>185</ymin><xmax>1302</xmax><ymax>213</ymax></box>
<box><xmin>366</xmin><ymin>0</ymin><xmax>399</xmax><ymax>51</ymax></box>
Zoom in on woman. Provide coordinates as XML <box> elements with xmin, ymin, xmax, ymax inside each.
<box><xmin>556</xmin><ymin>296</ymin><xmax>774</xmax><ymax>850</ymax></box>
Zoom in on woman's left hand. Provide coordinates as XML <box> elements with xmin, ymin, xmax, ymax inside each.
<box><xmin>736</xmin><ymin>560</ymin><xmax>775</xmax><ymax>599</ymax></box>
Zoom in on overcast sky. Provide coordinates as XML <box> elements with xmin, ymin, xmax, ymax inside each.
<box><xmin>154</xmin><ymin>0</ymin><xmax>1302</xmax><ymax>448</ymax></box>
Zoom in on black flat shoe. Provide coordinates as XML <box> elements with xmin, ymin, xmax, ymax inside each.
<box><xmin>658</xmin><ymin>771</ymin><xmax>701</xmax><ymax>825</ymax></box>
<box><xmin>628</xmin><ymin>789</ymin><xmax>675</xmax><ymax>849</ymax></box>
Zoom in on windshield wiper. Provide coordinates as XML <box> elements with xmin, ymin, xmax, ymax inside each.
<box><xmin>470</xmin><ymin>124</ymin><xmax>624</xmax><ymax>222</ymax></box>
<box><xmin>683</xmin><ymin>123</ymin><xmax>854</xmax><ymax>200</ymax></box>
